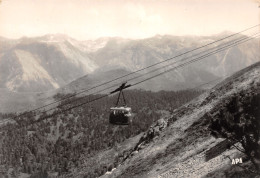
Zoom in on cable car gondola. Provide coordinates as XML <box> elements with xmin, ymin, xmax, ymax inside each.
<box><xmin>109</xmin><ymin>82</ymin><xmax>132</xmax><ymax>125</ymax></box>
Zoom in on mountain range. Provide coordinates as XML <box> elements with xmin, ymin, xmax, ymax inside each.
<box><xmin>0</xmin><ymin>33</ymin><xmax>259</xmax><ymax>113</ymax></box>
<box><xmin>0</xmin><ymin>33</ymin><xmax>259</xmax><ymax>93</ymax></box>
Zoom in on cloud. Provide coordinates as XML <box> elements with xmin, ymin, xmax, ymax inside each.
<box><xmin>0</xmin><ymin>0</ymin><xmax>258</xmax><ymax>40</ymax></box>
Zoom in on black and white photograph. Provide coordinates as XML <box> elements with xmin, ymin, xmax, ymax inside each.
<box><xmin>0</xmin><ymin>0</ymin><xmax>259</xmax><ymax>177</ymax></box>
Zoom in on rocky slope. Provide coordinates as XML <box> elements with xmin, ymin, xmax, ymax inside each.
<box><xmin>97</xmin><ymin>61</ymin><xmax>260</xmax><ymax>178</ymax></box>
<box><xmin>0</xmin><ymin>35</ymin><xmax>97</xmax><ymax>92</ymax></box>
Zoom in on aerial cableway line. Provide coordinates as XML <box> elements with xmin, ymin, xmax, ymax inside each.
<box><xmin>12</xmin><ymin>24</ymin><xmax>260</xmax><ymax>120</ymax></box>
<box><xmin>13</xmin><ymin>31</ymin><xmax>260</xmax><ymax>127</ymax></box>
<box><xmin>34</xmin><ymin>31</ymin><xmax>260</xmax><ymax>116</ymax></box>
<box><xmin>8</xmin><ymin>26</ymin><xmax>260</xmax><ymax>128</ymax></box>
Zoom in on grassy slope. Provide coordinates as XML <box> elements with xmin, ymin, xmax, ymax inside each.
<box><xmin>100</xmin><ymin>62</ymin><xmax>260</xmax><ymax>178</ymax></box>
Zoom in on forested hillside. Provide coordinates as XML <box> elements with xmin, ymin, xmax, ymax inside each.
<box><xmin>0</xmin><ymin>89</ymin><xmax>201</xmax><ymax>177</ymax></box>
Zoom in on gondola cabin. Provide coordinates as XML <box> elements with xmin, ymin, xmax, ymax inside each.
<box><xmin>109</xmin><ymin>107</ymin><xmax>132</xmax><ymax>125</ymax></box>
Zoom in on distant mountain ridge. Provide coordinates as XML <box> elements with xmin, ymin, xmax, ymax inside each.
<box><xmin>0</xmin><ymin>33</ymin><xmax>259</xmax><ymax>93</ymax></box>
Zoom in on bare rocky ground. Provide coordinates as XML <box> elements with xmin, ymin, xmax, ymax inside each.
<box><xmin>98</xmin><ymin>62</ymin><xmax>260</xmax><ymax>178</ymax></box>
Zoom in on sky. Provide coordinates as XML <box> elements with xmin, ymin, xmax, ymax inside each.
<box><xmin>0</xmin><ymin>0</ymin><xmax>259</xmax><ymax>40</ymax></box>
